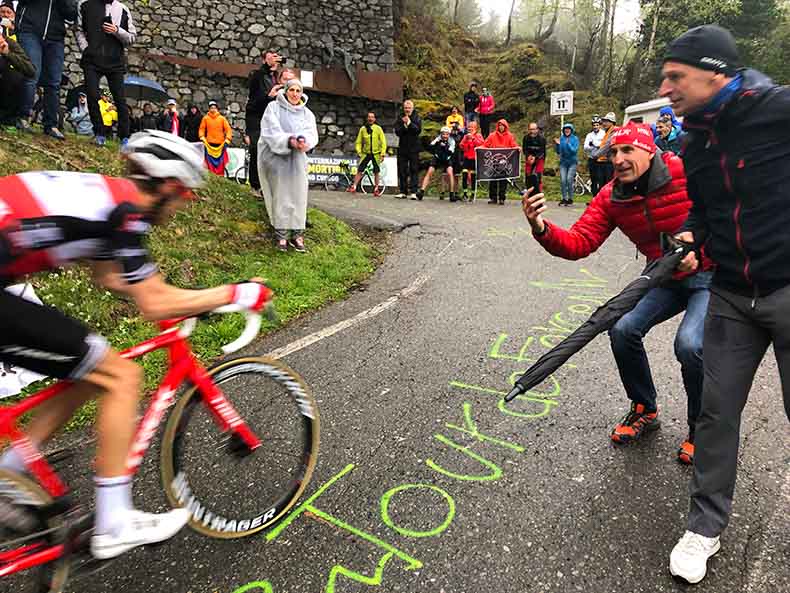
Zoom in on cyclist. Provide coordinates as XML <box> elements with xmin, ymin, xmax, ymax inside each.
<box><xmin>349</xmin><ymin>111</ymin><xmax>386</xmax><ymax>196</ymax></box>
<box><xmin>0</xmin><ymin>130</ymin><xmax>273</xmax><ymax>559</ymax></box>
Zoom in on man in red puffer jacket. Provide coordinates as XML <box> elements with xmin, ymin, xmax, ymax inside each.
<box><xmin>522</xmin><ymin>122</ymin><xmax>713</xmax><ymax>464</ymax></box>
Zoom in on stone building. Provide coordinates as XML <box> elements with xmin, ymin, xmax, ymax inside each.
<box><xmin>62</xmin><ymin>0</ymin><xmax>403</xmax><ymax>153</ymax></box>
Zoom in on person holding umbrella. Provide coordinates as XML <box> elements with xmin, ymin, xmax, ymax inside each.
<box><xmin>522</xmin><ymin>122</ymin><xmax>712</xmax><ymax>463</ymax></box>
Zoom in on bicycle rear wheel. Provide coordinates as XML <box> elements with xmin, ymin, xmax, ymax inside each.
<box><xmin>0</xmin><ymin>470</ymin><xmax>70</xmax><ymax>593</ymax></box>
<box><xmin>574</xmin><ymin>177</ymin><xmax>587</xmax><ymax>196</ymax></box>
<box><xmin>234</xmin><ymin>166</ymin><xmax>248</xmax><ymax>185</ymax></box>
<box><xmin>323</xmin><ymin>173</ymin><xmax>350</xmax><ymax>192</ymax></box>
<box><xmin>160</xmin><ymin>357</ymin><xmax>319</xmax><ymax>539</ymax></box>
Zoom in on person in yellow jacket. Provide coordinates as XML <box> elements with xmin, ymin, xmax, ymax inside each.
<box><xmin>98</xmin><ymin>90</ymin><xmax>118</xmax><ymax>133</ymax></box>
<box><xmin>349</xmin><ymin>111</ymin><xmax>386</xmax><ymax>196</ymax></box>
<box><xmin>445</xmin><ymin>105</ymin><xmax>464</xmax><ymax>130</ymax></box>
<box><xmin>199</xmin><ymin>100</ymin><xmax>233</xmax><ymax>175</ymax></box>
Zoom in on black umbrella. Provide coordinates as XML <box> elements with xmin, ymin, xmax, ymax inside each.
<box><xmin>124</xmin><ymin>76</ymin><xmax>169</xmax><ymax>103</ymax></box>
<box><xmin>504</xmin><ymin>237</ymin><xmax>695</xmax><ymax>403</ymax></box>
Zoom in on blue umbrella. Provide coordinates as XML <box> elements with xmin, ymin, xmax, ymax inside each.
<box><xmin>124</xmin><ymin>76</ymin><xmax>169</xmax><ymax>102</ymax></box>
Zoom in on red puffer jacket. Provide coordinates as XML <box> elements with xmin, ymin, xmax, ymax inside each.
<box><xmin>535</xmin><ymin>151</ymin><xmax>713</xmax><ymax>273</ymax></box>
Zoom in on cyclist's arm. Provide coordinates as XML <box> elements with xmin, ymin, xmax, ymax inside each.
<box><xmin>91</xmin><ymin>263</ymin><xmax>232</xmax><ymax>321</ymax></box>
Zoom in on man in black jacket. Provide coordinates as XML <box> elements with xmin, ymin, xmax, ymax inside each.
<box><xmin>463</xmin><ymin>82</ymin><xmax>479</xmax><ymax>126</ymax></box>
<box><xmin>0</xmin><ymin>32</ymin><xmax>35</xmax><ymax>125</ymax></box>
<box><xmin>659</xmin><ymin>25</ymin><xmax>790</xmax><ymax>585</ymax></box>
<box><xmin>245</xmin><ymin>50</ymin><xmax>282</xmax><ymax>194</ymax></box>
<box><xmin>394</xmin><ymin>99</ymin><xmax>422</xmax><ymax>199</ymax></box>
<box><xmin>76</xmin><ymin>0</ymin><xmax>136</xmax><ymax>146</ymax></box>
<box><xmin>521</xmin><ymin>121</ymin><xmax>546</xmax><ymax>196</ymax></box>
<box><xmin>15</xmin><ymin>0</ymin><xmax>77</xmax><ymax>139</ymax></box>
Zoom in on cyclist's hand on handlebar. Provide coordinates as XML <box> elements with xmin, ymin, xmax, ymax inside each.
<box><xmin>229</xmin><ymin>280</ymin><xmax>274</xmax><ymax>312</ymax></box>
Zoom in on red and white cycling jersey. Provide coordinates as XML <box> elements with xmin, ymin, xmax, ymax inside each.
<box><xmin>0</xmin><ymin>171</ymin><xmax>157</xmax><ymax>286</ymax></box>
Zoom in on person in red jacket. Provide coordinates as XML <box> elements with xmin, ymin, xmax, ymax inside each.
<box><xmin>522</xmin><ymin>122</ymin><xmax>713</xmax><ymax>464</ymax></box>
<box><xmin>477</xmin><ymin>87</ymin><xmax>496</xmax><ymax>137</ymax></box>
<box><xmin>459</xmin><ymin>120</ymin><xmax>484</xmax><ymax>201</ymax></box>
<box><xmin>483</xmin><ymin>118</ymin><xmax>520</xmax><ymax>205</ymax></box>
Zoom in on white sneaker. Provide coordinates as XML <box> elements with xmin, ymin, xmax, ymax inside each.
<box><xmin>408</xmin><ymin>193</ymin><xmax>417</xmax><ymax>200</ymax></box>
<box><xmin>91</xmin><ymin>508</ymin><xmax>190</xmax><ymax>560</ymax></box>
<box><xmin>395</xmin><ymin>193</ymin><xmax>405</xmax><ymax>199</ymax></box>
<box><xmin>669</xmin><ymin>530</ymin><xmax>721</xmax><ymax>584</ymax></box>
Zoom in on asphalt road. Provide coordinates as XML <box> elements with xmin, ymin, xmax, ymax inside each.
<box><xmin>22</xmin><ymin>191</ymin><xmax>790</xmax><ymax>593</ymax></box>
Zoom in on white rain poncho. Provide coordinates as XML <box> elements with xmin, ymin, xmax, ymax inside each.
<box><xmin>257</xmin><ymin>90</ymin><xmax>319</xmax><ymax>231</ymax></box>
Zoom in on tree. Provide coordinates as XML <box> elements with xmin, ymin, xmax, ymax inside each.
<box><xmin>506</xmin><ymin>0</ymin><xmax>518</xmax><ymax>45</ymax></box>
<box><xmin>480</xmin><ymin>8</ymin><xmax>501</xmax><ymax>41</ymax></box>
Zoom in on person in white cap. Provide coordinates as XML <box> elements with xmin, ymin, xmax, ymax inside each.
<box><xmin>589</xmin><ymin>111</ymin><xmax>618</xmax><ymax>184</ymax></box>
<box><xmin>158</xmin><ymin>98</ymin><xmax>181</xmax><ymax>136</ymax></box>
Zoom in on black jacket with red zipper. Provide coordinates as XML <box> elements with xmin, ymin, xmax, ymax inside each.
<box><xmin>680</xmin><ymin>68</ymin><xmax>790</xmax><ymax>298</ymax></box>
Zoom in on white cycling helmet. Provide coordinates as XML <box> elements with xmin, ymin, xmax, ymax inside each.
<box><xmin>123</xmin><ymin>130</ymin><xmax>207</xmax><ymax>189</ymax></box>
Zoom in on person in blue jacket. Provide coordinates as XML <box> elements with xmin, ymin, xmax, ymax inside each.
<box><xmin>554</xmin><ymin>122</ymin><xmax>579</xmax><ymax>206</ymax></box>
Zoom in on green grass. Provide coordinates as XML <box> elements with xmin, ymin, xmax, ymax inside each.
<box><xmin>0</xmin><ymin>130</ymin><xmax>379</xmax><ymax>428</ymax></box>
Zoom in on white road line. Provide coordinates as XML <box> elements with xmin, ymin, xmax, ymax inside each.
<box><xmin>264</xmin><ymin>273</ymin><xmax>432</xmax><ymax>360</ymax></box>
<box><xmin>744</xmin><ymin>465</ymin><xmax>790</xmax><ymax>593</ymax></box>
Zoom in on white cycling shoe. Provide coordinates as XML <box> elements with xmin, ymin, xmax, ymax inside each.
<box><xmin>669</xmin><ymin>530</ymin><xmax>721</xmax><ymax>584</ymax></box>
<box><xmin>91</xmin><ymin>508</ymin><xmax>191</xmax><ymax>560</ymax></box>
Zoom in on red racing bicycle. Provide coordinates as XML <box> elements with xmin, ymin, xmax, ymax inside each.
<box><xmin>0</xmin><ymin>305</ymin><xmax>320</xmax><ymax>592</ymax></box>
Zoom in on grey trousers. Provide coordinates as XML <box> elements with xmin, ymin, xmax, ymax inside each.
<box><xmin>274</xmin><ymin>229</ymin><xmax>304</xmax><ymax>241</ymax></box>
<box><xmin>689</xmin><ymin>284</ymin><xmax>790</xmax><ymax>537</ymax></box>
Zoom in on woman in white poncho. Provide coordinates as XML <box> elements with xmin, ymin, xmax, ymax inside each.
<box><xmin>257</xmin><ymin>78</ymin><xmax>319</xmax><ymax>252</ymax></box>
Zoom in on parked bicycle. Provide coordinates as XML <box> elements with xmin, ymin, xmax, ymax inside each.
<box><xmin>0</xmin><ymin>306</ymin><xmax>319</xmax><ymax>592</ymax></box>
<box><xmin>225</xmin><ymin>147</ymin><xmax>251</xmax><ymax>186</ymax></box>
<box><xmin>575</xmin><ymin>171</ymin><xmax>592</xmax><ymax>196</ymax></box>
<box><xmin>323</xmin><ymin>160</ymin><xmax>387</xmax><ymax>194</ymax></box>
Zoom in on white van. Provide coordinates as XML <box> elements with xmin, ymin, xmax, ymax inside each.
<box><xmin>623</xmin><ymin>97</ymin><xmax>682</xmax><ymax>125</ymax></box>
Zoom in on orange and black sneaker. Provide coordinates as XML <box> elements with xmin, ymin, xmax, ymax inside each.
<box><xmin>677</xmin><ymin>438</ymin><xmax>695</xmax><ymax>465</ymax></box>
<box><xmin>610</xmin><ymin>403</ymin><xmax>660</xmax><ymax>444</ymax></box>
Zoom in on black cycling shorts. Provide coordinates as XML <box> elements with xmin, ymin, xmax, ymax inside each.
<box><xmin>430</xmin><ymin>157</ymin><xmax>453</xmax><ymax>171</ymax></box>
<box><xmin>357</xmin><ymin>154</ymin><xmax>381</xmax><ymax>175</ymax></box>
<box><xmin>462</xmin><ymin>158</ymin><xmax>476</xmax><ymax>172</ymax></box>
<box><xmin>0</xmin><ymin>289</ymin><xmax>109</xmax><ymax>380</ymax></box>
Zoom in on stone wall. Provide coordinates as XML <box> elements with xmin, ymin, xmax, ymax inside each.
<box><xmin>62</xmin><ymin>0</ymin><xmax>398</xmax><ymax>152</ymax></box>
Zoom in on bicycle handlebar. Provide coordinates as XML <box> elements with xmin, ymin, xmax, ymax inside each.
<box><xmin>176</xmin><ymin>305</ymin><xmax>265</xmax><ymax>355</ymax></box>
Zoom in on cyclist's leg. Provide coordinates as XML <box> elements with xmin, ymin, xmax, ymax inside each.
<box><xmin>372</xmin><ymin>158</ymin><xmax>381</xmax><ymax>188</ymax></box>
<box><xmin>352</xmin><ymin>155</ymin><xmax>372</xmax><ymax>190</ymax></box>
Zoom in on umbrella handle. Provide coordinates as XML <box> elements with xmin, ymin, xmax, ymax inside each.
<box><xmin>504</xmin><ymin>384</ymin><xmax>526</xmax><ymax>403</ymax></box>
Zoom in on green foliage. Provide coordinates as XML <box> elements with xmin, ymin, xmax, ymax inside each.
<box><xmin>0</xmin><ymin>131</ymin><xmax>378</xmax><ymax>426</ymax></box>
<box><xmin>753</xmin><ymin>5</ymin><xmax>790</xmax><ymax>83</ymax></box>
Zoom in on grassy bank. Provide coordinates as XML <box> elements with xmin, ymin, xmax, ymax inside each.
<box><xmin>0</xmin><ymin>131</ymin><xmax>380</xmax><ymax>428</ymax></box>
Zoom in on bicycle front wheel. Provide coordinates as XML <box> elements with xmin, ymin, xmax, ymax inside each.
<box><xmin>234</xmin><ymin>167</ymin><xmax>248</xmax><ymax>185</ymax></box>
<box><xmin>160</xmin><ymin>357</ymin><xmax>319</xmax><ymax>539</ymax></box>
<box><xmin>574</xmin><ymin>178</ymin><xmax>587</xmax><ymax>196</ymax></box>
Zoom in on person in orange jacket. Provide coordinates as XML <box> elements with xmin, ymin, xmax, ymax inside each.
<box><xmin>199</xmin><ymin>100</ymin><xmax>233</xmax><ymax>175</ymax></box>
<box><xmin>482</xmin><ymin>118</ymin><xmax>520</xmax><ymax>204</ymax></box>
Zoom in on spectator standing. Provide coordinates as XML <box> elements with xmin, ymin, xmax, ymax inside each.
<box><xmin>447</xmin><ymin>118</ymin><xmax>464</xmax><ymax>192</ymax></box>
<box><xmin>245</xmin><ymin>50</ymin><xmax>282</xmax><ymax>196</ymax></box>
<box><xmin>459</xmin><ymin>119</ymin><xmax>484</xmax><ymax>201</ymax></box>
<box><xmin>590</xmin><ymin>112</ymin><xmax>617</xmax><ymax>184</ymax></box>
<box><xmin>463</xmin><ymin>82</ymin><xmax>479</xmax><ymax>125</ymax></box>
<box><xmin>658</xmin><ymin>24</ymin><xmax>790</xmax><ymax>585</ymax></box>
<box><xmin>654</xmin><ymin>116</ymin><xmax>681</xmax><ymax>154</ymax></box>
<box><xmin>482</xmin><ymin>118</ymin><xmax>519</xmax><ymax>205</ymax></box>
<box><xmin>68</xmin><ymin>91</ymin><xmax>93</xmax><ymax>135</ymax></box>
<box><xmin>445</xmin><ymin>105</ymin><xmax>464</xmax><ymax>130</ymax></box>
<box><xmin>158</xmin><ymin>98</ymin><xmax>181</xmax><ymax>136</ymax></box>
<box><xmin>199</xmin><ymin>100</ymin><xmax>232</xmax><ymax>176</ymax></box>
<box><xmin>554</xmin><ymin>122</ymin><xmax>579</xmax><ymax>206</ymax></box>
<box><xmin>394</xmin><ymin>99</ymin><xmax>422</xmax><ymax>199</ymax></box>
<box><xmin>258</xmin><ymin>79</ymin><xmax>318</xmax><ymax>253</ymax></box>
<box><xmin>415</xmin><ymin>126</ymin><xmax>457</xmax><ymax>202</ymax></box>
<box><xmin>0</xmin><ymin>31</ymin><xmax>35</xmax><ymax>126</ymax></box>
<box><xmin>76</xmin><ymin>0</ymin><xmax>136</xmax><ymax>147</ymax></box>
<box><xmin>138</xmin><ymin>102</ymin><xmax>158</xmax><ymax>130</ymax></box>
<box><xmin>14</xmin><ymin>0</ymin><xmax>76</xmax><ymax>139</ymax></box>
<box><xmin>583</xmin><ymin>116</ymin><xmax>606</xmax><ymax>195</ymax></box>
<box><xmin>522</xmin><ymin>121</ymin><xmax>546</xmax><ymax>197</ymax></box>
<box><xmin>182</xmin><ymin>104</ymin><xmax>202</xmax><ymax>143</ymax></box>
<box><xmin>349</xmin><ymin>111</ymin><xmax>386</xmax><ymax>196</ymax></box>
<box><xmin>478</xmin><ymin>87</ymin><xmax>496</xmax><ymax>137</ymax></box>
